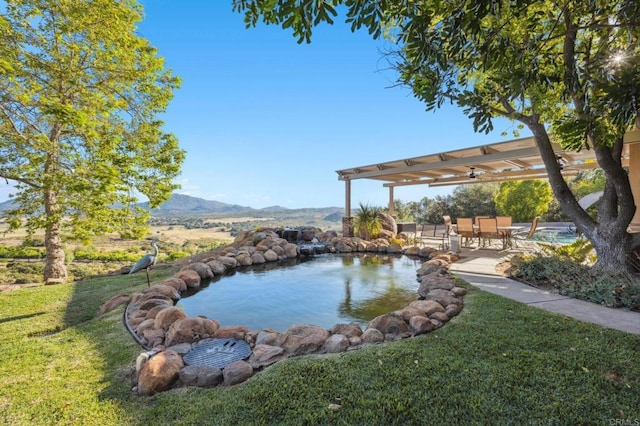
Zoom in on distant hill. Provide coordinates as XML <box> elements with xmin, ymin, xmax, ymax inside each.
<box><xmin>0</xmin><ymin>193</ymin><xmax>343</xmax><ymax>217</ymax></box>
<box><xmin>140</xmin><ymin>193</ymin><xmax>255</xmax><ymax>215</ymax></box>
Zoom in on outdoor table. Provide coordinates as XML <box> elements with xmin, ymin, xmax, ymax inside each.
<box><xmin>499</xmin><ymin>226</ymin><xmax>523</xmax><ymax>248</ymax></box>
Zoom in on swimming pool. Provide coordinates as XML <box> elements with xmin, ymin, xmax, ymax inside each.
<box><xmin>177</xmin><ymin>253</ymin><xmax>423</xmax><ymax>332</ymax></box>
<box><xmin>529</xmin><ymin>227</ymin><xmax>579</xmax><ymax>245</ymax></box>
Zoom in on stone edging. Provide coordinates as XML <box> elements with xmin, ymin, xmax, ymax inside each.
<box><xmin>100</xmin><ymin>227</ymin><xmax>466</xmax><ymax>395</ymax></box>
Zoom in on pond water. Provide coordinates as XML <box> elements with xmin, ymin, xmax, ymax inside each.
<box><xmin>177</xmin><ymin>253</ymin><xmax>422</xmax><ymax>332</ymax></box>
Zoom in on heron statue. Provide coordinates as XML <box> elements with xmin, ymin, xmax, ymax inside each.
<box><xmin>129</xmin><ymin>239</ymin><xmax>159</xmax><ymax>286</ymax></box>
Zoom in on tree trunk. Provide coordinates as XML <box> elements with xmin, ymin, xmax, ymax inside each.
<box><xmin>43</xmin><ymin>189</ymin><xmax>67</xmax><ymax>285</ymax></box>
<box><xmin>528</xmin><ymin>121</ymin><xmax>640</xmax><ymax>274</ymax></box>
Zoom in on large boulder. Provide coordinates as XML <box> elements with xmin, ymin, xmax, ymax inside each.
<box><xmin>366</xmin><ymin>313</ymin><xmax>409</xmax><ymax>336</ymax></box>
<box><xmin>179</xmin><ymin>365</ymin><xmax>223</xmax><ymax>388</ymax></box>
<box><xmin>174</xmin><ymin>270</ymin><xmax>201</xmax><ymax>289</ymax></box>
<box><xmin>223</xmin><ymin>360</ymin><xmax>254</xmax><ymax>386</ymax></box>
<box><xmin>165</xmin><ymin>317</ymin><xmax>220</xmax><ymax>346</ymax></box>
<box><xmin>277</xmin><ymin>324</ymin><xmax>330</xmax><ymax>356</ymax></box>
<box><xmin>181</xmin><ymin>262</ymin><xmax>214</xmax><ymax>280</ymax></box>
<box><xmin>137</xmin><ymin>350</ymin><xmax>184</xmax><ymax>396</ymax></box>
<box><xmin>154</xmin><ymin>306</ymin><xmax>188</xmax><ymax>331</ymax></box>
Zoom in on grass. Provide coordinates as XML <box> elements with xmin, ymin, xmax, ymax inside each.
<box><xmin>1</xmin><ymin>267</ymin><xmax>639</xmax><ymax>425</ymax></box>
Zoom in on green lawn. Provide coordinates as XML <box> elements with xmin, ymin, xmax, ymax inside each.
<box><xmin>1</xmin><ymin>267</ymin><xmax>638</xmax><ymax>425</ymax></box>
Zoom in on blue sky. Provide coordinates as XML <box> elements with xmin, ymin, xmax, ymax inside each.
<box><xmin>1</xmin><ymin>2</ymin><xmax>529</xmax><ymax>208</ymax></box>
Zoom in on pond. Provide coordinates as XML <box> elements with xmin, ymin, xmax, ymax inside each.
<box><xmin>177</xmin><ymin>253</ymin><xmax>422</xmax><ymax>332</ymax></box>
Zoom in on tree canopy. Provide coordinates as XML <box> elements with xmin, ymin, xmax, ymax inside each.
<box><xmin>0</xmin><ymin>0</ymin><xmax>185</xmax><ymax>283</ymax></box>
<box><xmin>234</xmin><ymin>0</ymin><xmax>640</xmax><ymax>272</ymax></box>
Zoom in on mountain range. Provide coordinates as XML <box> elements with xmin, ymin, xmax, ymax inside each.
<box><xmin>0</xmin><ymin>193</ymin><xmax>343</xmax><ymax>217</ymax></box>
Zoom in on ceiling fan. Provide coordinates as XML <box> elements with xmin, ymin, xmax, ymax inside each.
<box><xmin>468</xmin><ymin>167</ymin><xmax>477</xmax><ymax>179</ymax></box>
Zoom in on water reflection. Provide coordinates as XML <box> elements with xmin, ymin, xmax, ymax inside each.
<box><xmin>178</xmin><ymin>253</ymin><xmax>421</xmax><ymax>331</ymax></box>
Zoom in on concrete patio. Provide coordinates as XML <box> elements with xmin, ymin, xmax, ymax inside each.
<box><xmin>447</xmin><ymin>246</ymin><xmax>640</xmax><ymax>336</ymax></box>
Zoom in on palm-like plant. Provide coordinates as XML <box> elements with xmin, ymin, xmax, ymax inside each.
<box><xmin>354</xmin><ymin>202</ymin><xmax>382</xmax><ymax>240</ymax></box>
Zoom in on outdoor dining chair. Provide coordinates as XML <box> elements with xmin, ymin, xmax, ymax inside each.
<box><xmin>477</xmin><ymin>217</ymin><xmax>505</xmax><ymax>249</ymax></box>
<box><xmin>455</xmin><ymin>217</ymin><xmax>477</xmax><ymax>247</ymax></box>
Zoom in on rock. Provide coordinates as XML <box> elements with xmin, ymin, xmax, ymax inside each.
<box><xmin>429</xmin><ymin>311</ymin><xmax>449</xmax><ymax>322</ymax></box>
<box><xmin>223</xmin><ymin>360</ymin><xmax>254</xmax><ymax>386</ymax></box>
<box><xmin>137</xmin><ymin>350</ymin><xmax>184</xmax><ymax>395</ymax></box>
<box><xmin>387</xmin><ymin>243</ymin><xmax>403</xmax><ymax>254</ymax></box>
<box><xmin>255</xmin><ymin>329</ymin><xmax>280</xmax><ymax>346</ymax></box>
<box><xmin>409</xmin><ymin>316</ymin><xmax>435</xmax><ymax>335</ymax></box>
<box><xmin>236</xmin><ymin>252</ymin><xmax>253</xmax><ymax>266</ymax></box>
<box><xmin>179</xmin><ymin>365</ymin><xmax>223</xmax><ymax>387</ymax></box>
<box><xmin>426</xmin><ymin>289</ymin><xmax>462</xmax><ymax>308</ymax></box>
<box><xmin>154</xmin><ymin>307</ymin><xmax>188</xmax><ymax>331</ymax></box>
<box><xmin>348</xmin><ymin>336</ymin><xmax>362</xmax><ymax>346</ymax></box>
<box><xmin>416</xmin><ymin>261</ymin><xmax>447</xmax><ymax>276</ymax></box>
<box><xmin>394</xmin><ymin>307</ymin><xmax>426</xmax><ymax>322</ymax></box>
<box><xmin>451</xmin><ymin>286</ymin><xmax>468</xmax><ymax>297</ymax></box>
<box><xmin>366</xmin><ymin>313</ymin><xmax>409</xmax><ymax>335</ymax></box>
<box><xmin>330</xmin><ymin>323</ymin><xmax>363</xmax><ymax>338</ymax></box>
<box><xmin>214</xmin><ymin>325</ymin><xmax>250</xmax><ymax>339</ymax></box>
<box><xmin>322</xmin><ymin>334</ymin><xmax>349</xmax><ymax>353</ymax></box>
<box><xmin>207</xmin><ymin>260</ymin><xmax>227</xmax><ymax>275</ymax></box>
<box><xmin>181</xmin><ymin>262</ymin><xmax>214</xmax><ymax>280</ymax></box>
<box><xmin>166</xmin><ymin>342</ymin><xmax>193</xmax><ymax>355</ymax></box>
<box><xmin>362</xmin><ymin>328</ymin><xmax>384</xmax><ymax>344</ymax></box>
<box><xmin>142</xmin><ymin>328</ymin><xmax>165</xmax><ymax>347</ymax></box>
<box><xmin>248</xmin><ymin>344</ymin><xmax>286</xmax><ymax>369</ymax></box>
<box><xmin>142</xmin><ymin>284</ymin><xmax>181</xmax><ymax>301</ymax></box>
<box><xmin>165</xmin><ymin>317</ymin><xmax>220</xmax><ymax>346</ymax></box>
<box><xmin>174</xmin><ymin>270</ymin><xmax>201</xmax><ymax>288</ymax></box>
<box><xmin>263</xmin><ymin>249</ymin><xmax>279</xmax><ymax>262</ymax></box>
<box><xmin>133</xmin><ymin>294</ymin><xmax>174</xmax><ymax>311</ymax></box>
<box><xmin>277</xmin><ymin>324</ymin><xmax>330</xmax><ymax>356</ymax></box>
<box><xmin>378</xmin><ymin>212</ymin><xmax>397</xmax><ymax>235</ymax></box>
<box><xmin>418</xmin><ymin>275</ymin><xmax>457</xmax><ymax>298</ymax></box>
<box><xmin>161</xmin><ymin>277</ymin><xmax>187</xmax><ymax>292</ymax></box>
<box><xmin>99</xmin><ymin>294</ymin><xmax>131</xmax><ymax>314</ymax></box>
<box><xmin>445</xmin><ymin>304</ymin><xmax>462</xmax><ymax>317</ymax></box>
<box><xmin>216</xmin><ymin>256</ymin><xmax>238</xmax><ymax>269</ymax></box>
<box><xmin>283</xmin><ymin>243</ymin><xmax>298</xmax><ymax>258</ymax></box>
<box><xmin>409</xmin><ymin>300</ymin><xmax>446</xmax><ymax>316</ymax></box>
<box><xmin>250</xmin><ymin>252</ymin><xmax>266</xmax><ymax>264</ymax></box>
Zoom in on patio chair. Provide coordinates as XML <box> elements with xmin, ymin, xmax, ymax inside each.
<box><xmin>474</xmin><ymin>215</ymin><xmax>491</xmax><ymax>225</ymax></box>
<box><xmin>477</xmin><ymin>217</ymin><xmax>505</xmax><ymax>249</ymax></box>
<box><xmin>418</xmin><ymin>222</ymin><xmax>449</xmax><ymax>250</ymax></box>
<box><xmin>512</xmin><ymin>216</ymin><xmax>540</xmax><ymax>243</ymax></box>
<box><xmin>496</xmin><ymin>215</ymin><xmax>512</xmax><ymax>239</ymax></box>
<box><xmin>455</xmin><ymin>217</ymin><xmax>477</xmax><ymax>247</ymax></box>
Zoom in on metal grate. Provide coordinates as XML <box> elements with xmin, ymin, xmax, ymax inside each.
<box><xmin>183</xmin><ymin>338</ymin><xmax>252</xmax><ymax>369</ymax></box>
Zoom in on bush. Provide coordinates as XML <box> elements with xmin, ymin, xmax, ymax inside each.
<box><xmin>508</xmin><ymin>254</ymin><xmax>640</xmax><ymax>311</ymax></box>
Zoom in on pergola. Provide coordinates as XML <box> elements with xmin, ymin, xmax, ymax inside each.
<box><xmin>335</xmin><ymin>132</ymin><xmax>640</xmax><ymax>235</ymax></box>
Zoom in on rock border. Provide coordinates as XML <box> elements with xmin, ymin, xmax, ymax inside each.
<box><xmin>101</xmin><ymin>227</ymin><xmax>466</xmax><ymax>395</ymax></box>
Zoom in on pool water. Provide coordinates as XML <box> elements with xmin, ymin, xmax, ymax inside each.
<box><xmin>529</xmin><ymin>227</ymin><xmax>579</xmax><ymax>245</ymax></box>
<box><xmin>177</xmin><ymin>253</ymin><xmax>422</xmax><ymax>332</ymax></box>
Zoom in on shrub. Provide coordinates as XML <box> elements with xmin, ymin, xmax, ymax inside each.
<box><xmin>508</xmin><ymin>253</ymin><xmax>640</xmax><ymax>311</ymax></box>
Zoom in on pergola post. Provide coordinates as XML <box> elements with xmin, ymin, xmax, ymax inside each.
<box><xmin>342</xmin><ymin>178</ymin><xmax>354</xmax><ymax>237</ymax></box>
<box><xmin>388</xmin><ymin>186</ymin><xmax>395</xmax><ymax>217</ymax></box>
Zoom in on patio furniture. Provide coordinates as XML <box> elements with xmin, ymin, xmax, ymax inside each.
<box><xmin>418</xmin><ymin>222</ymin><xmax>449</xmax><ymax>251</ymax></box>
<box><xmin>512</xmin><ymin>216</ymin><xmax>540</xmax><ymax>244</ymax></box>
<box><xmin>397</xmin><ymin>222</ymin><xmax>417</xmax><ymax>241</ymax></box>
<box><xmin>455</xmin><ymin>217</ymin><xmax>477</xmax><ymax>247</ymax></box>
<box><xmin>477</xmin><ymin>217</ymin><xmax>505</xmax><ymax>249</ymax></box>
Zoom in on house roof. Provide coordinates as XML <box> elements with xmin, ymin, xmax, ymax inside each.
<box><xmin>335</xmin><ymin>136</ymin><xmax>625</xmax><ymax>188</ymax></box>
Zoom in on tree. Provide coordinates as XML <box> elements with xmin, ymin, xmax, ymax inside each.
<box><xmin>0</xmin><ymin>0</ymin><xmax>185</xmax><ymax>283</ymax></box>
<box><xmin>452</xmin><ymin>183</ymin><xmax>499</xmax><ymax>219</ymax></box>
<box><xmin>495</xmin><ymin>180</ymin><xmax>553</xmax><ymax>222</ymax></box>
<box><xmin>233</xmin><ymin>0</ymin><xmax>640</xmax><ymax>273</ymax></box>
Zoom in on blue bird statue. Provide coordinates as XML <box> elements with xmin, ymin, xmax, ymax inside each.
<box><xmin>129</xmin><ymin>239</ymin><xmax>159</xmax><ymax>286</ymax></box>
